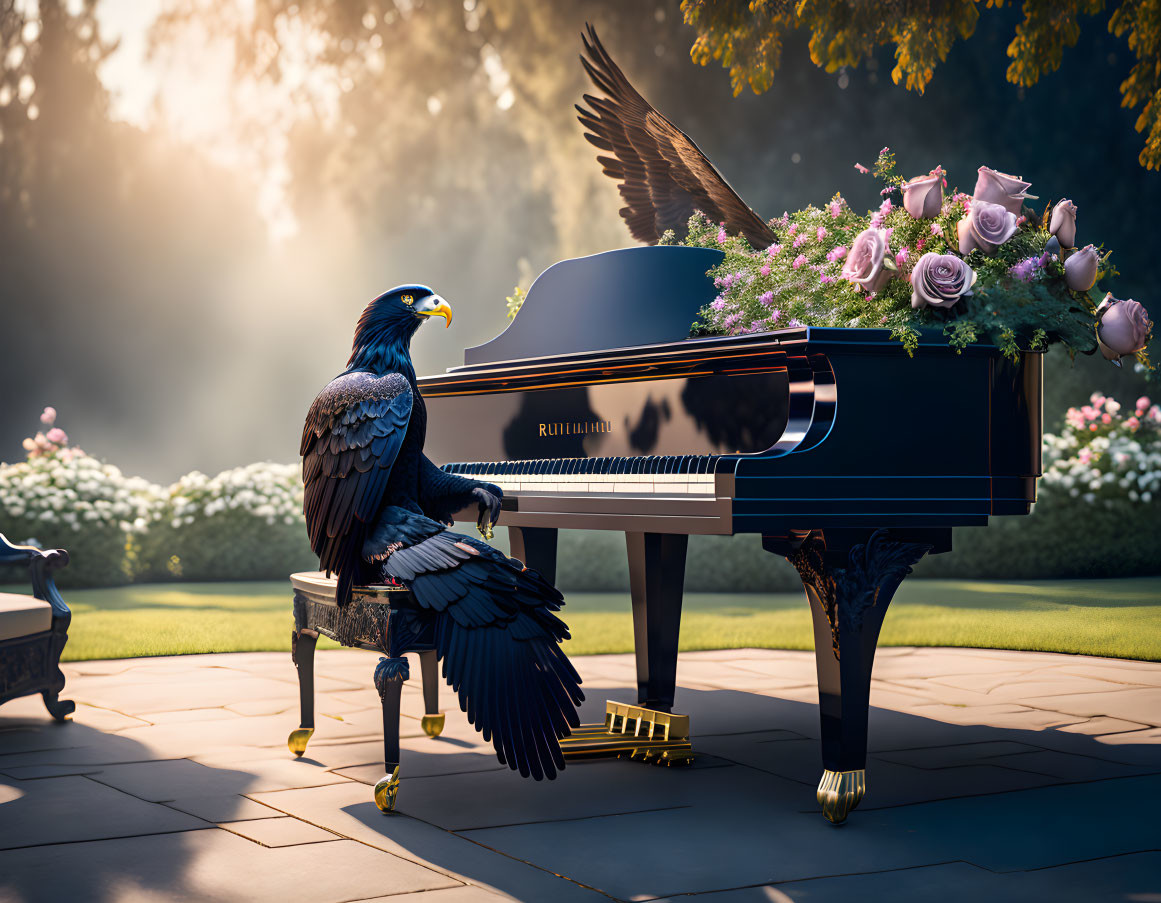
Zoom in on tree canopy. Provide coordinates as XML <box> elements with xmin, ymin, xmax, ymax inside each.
<box><xmin>680</xmin><ymin>0</ymin><xmax>1161</xmax><ymax>169</ymax></box>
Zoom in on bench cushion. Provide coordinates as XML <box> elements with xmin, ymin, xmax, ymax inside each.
<box><xmin>0</xmin><ymin>593</ymin><xmax>53</xmax><ymax>641</ymax></box>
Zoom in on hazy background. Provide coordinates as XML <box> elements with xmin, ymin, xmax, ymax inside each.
<box><xmin>1</xmin><ymin>0</ymin><xmax>1156</xmax><ymax>482</ymax></box>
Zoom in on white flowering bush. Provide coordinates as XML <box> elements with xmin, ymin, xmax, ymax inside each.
<box><xmin>0</xmin><ymin>408</ymin><xmax>167</xmax><ymax>585</ymax></box>
<box><xmin>138</xmin><ymin>461</ymin><xmax>314</xmax><ymax>581</ymax></box>
<box><xmin>1041</xmin><ymin>393</ymin><xmax>1161</xmax><ymax>506</ymax></box>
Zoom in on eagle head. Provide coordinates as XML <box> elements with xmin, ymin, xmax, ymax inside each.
<box><xmin>348</xmin><ymin>285</ymin><xmax>454</xmax><ymax>372</ymax></box>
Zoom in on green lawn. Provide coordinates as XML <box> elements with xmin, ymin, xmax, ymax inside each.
<box><xmin>43</xmin><ymin>577</ymin><xmax>1161</xmax><ymax>662</ymax></box>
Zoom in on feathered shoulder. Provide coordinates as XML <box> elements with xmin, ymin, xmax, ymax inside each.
<box><xmin>300</xmin><ymin>371</ymin><xmax>411</xmax><ymax>455</ymax></box>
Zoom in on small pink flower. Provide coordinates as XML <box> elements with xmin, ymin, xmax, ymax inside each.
<box><xmin>759</xmin><ymin>264</ymin><xmax>770</xmax><ymax>276</ymax></box>
<box><xmin>711</xmin><ymin>297</ymin><xmax>726</xmax><ymax>312</ymax></box>
<box><xmin>768</xmin><ymin>244</ymin><xmax>783</xmax><ymax>257</ymax></box>
<box><xmin>40</xmin><ymin>406</ymin><xmax>56</xmax><ymax>426</ymax></box>
<box><xmin>816</xmin><ymin>226</ymin><xmax>828</xmax><ymax>241</ymax></box>
<box><xmin>879</xmin><ymin>198</ymin><xmax>894</xmax><ymax>216</ymax></box>
<box><xmin>793</xmin><ymin>254</ymin><xmax>807</xmax><ymax>269</ymax></box>
<box><xmin>794</xmin><ymin>234</ymin><xmax>808</xmax><ymax>248</ymax></box>
<box><xmin>1127</xmin><ymin>416</ymin><xmax>1140</xmax><ymax>430</ymax></box>
<box><xmin>829</xmin><ymin>201</ymin><xmax>841</xmax><ymax>218</ymax></box>
<box><xmin>1078</xmin><ymin>448</ymin><xmax>1093</xmax><ymax>465</ymax></box>
<box><xmin>787</xmin><ymin>224</ymin><xmax>798</xmax><ymax>236</ymax></box>
<box><xmin>759</xmin><ymin>291</ymin><xmax>774</xmax><ymax>307</ymax></box>
<box><xmin>826</xmin><ymin>245</ymin><xmax>848</xmax><ymax>263</ymax></box>
<box><xmin>717</xmin><ymin>227</ymin><xmax>727</xmax><ymax>243</ymax></box>
<box><xmin>1137</xmin><ymin>396</ymin><xmax>1151</xmax><ymax>410</ymax></box>
<box><xmin>1101</xmin><ymin>413</ymin><xmax>1112</xmax><ymax>424</ymax></box>
<box><xmin>880</xmin><ymin>146</ymin><xmax>889</xmax><ymax>155</ymax></box>
<box><xmin>930</xmin><ymin>222</ymin><xmax>943</xmax><ymax>236</ymax></box>
<box><xmin>895</xmin><ymin>247</ymin><xmax>909</xmax><ymax>268</ymax></box>
<box><xmin>46</xmin><ymin>427</ymin><xmax>67</xmax><ymax>444</ymax></box>
<box><xmin>819</xmin><ymin>273</ymin><xmax>834</xmax><ymax>284</ymax></box>
<box><xmin>854</xmin><ymin>163</ymin><xmax>869</xmax><ymax>174</ymax></box>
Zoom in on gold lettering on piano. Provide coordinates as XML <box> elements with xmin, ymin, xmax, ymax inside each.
<box><xmin>537</xmin><ymin>420</ymin><xmax>613</xmax><ymax>438</ymax></box>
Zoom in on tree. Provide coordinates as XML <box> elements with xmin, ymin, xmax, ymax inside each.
<box><xmin>680</xmin><ymin>0</ymin><xmax>1161</xmax><ymax>170</ymax></box>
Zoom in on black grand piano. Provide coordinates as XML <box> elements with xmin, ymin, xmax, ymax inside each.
<box><xmin>417</xmin><ymin>245</ymin><xmax>1043</xmax><ymax>824</ymax></box>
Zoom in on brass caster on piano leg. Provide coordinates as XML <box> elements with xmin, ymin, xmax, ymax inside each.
<box><xmin>287</xmin><ymin>727</ymin><xmax>314</xmax><ymax>758</ymax></box>
<box><xmin>421</xmin><ymin>713</ymin><xmax>446</xmax><ymax>738</ymax></box>
<box><xmin>374</xmin><ymin>766</ymin><xmax>401</xmax><ymax>813</ymax></box>
<box><xmin>816</xmin><ymin>769</ymin><xmax>865</xmax><ymax>825</ymax></box>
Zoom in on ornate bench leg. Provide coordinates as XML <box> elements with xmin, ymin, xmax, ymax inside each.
<box><xmin>418</xmin><ymin>649</ymin><xmax>445</xmax><ymax>738</ymax></box>
<box><xmin>288</xmin><ymin>621</ymin><xmax>318</xmax><ymax>757</ymax></box>
<box><xmin>373</xmin><ymin>656</ymin><xmax>409</xmax><ymax>813</ymax></box>
<box><xmin>773</xmin><ymin>529</ymin><xmax>930</xmax><ymax>825</ymax></box>
<box><xmin>41</xmin><ymin>689</ymin><xmax>75</xmax><ymax>722</ymax></box>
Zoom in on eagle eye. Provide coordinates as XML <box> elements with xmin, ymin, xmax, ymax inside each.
<box><xmin>401</xmin><ymin>294</ymin><xmax>414</xmax><ymax>306</ymax></box>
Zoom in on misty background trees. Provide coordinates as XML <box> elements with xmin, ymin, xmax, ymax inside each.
<box><xmin>2</xmin><ymin>0</ymin><xmax>1157</xmax><ymax>481</ymax></box>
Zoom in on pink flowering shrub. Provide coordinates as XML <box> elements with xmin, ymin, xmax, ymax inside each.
<box><xmin>1043</xmin><ymin>393</ymin><xmax>1161</xmax><ymax>505</ymax></box>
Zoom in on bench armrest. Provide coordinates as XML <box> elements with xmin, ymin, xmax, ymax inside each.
<box><xmin>0</xmin><ymin>533</ymin><xmax>71</xmax><ymax>622</ymax></box>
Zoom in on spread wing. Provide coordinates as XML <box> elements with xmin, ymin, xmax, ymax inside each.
<box><xmin>301</xmin><ymin>371</ymin><xmax>412</xmax><ymax>606</ymax></box>
<box><xmin>576</xmin><ymin>24</ymin><xmax>776</xmax><ymax>249</ymax></box>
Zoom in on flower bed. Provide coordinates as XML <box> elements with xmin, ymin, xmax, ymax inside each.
<box><xmin>678</xmin><ymin>150</ymin><xmax>1153</xmax><ymax>368</ymax></box>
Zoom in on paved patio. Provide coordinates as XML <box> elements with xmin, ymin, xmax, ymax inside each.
<box><xmin>1</xmin><ymin>646</ymin><xmax>1159</xmax><ymax>902</ymax></box>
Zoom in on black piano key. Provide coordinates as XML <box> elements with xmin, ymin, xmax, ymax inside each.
<box><xmin>664</xmin><ymin>457</ymin><xmax>677</xmax><ymax>474</ymax></box>
<box><xmin>602</xmin><ymin>458</ymin><xmax>615</xmax><ymax>474</ymax></box>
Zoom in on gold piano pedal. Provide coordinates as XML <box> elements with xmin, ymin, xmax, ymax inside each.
<box><xmin>561</xmin><ymin>701</ymin><xmax>693</xmax><ymax>765</ymax></box>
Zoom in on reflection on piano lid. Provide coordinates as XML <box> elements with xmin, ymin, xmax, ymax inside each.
<box><xmin>417</xmin><ymin>246</ymin><xmax>1042</xmax><ymax>535</ymax></box>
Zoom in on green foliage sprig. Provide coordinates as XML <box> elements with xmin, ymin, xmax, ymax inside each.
<box><xmin>677</xmin><ymin>150</ymin><xmax>1141</xmax><ymax>363</ymax></box>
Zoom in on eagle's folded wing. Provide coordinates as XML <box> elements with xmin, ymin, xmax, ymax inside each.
<box><xmin>576</xmin><ymin>23</ymin><xmax>776</xmax><ymax>249</ymax></box>
<box><xmin>301</xmin><ymin>371</ymin><xmax>412</xmax><ymax>605</ymax></box>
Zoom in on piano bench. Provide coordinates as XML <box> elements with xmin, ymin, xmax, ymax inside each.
<box><xmin>288</xmin><ymin>571</ymin><xmax>444</xmax><ymax>813</ymax></box>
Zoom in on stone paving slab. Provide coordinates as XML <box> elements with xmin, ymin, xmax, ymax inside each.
<box><xmin>0</xmin><ymin>646</ymin><xmax>1159</xmax><ymax>903</ymax></box>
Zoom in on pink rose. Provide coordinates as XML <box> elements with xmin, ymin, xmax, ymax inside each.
<box><xmin>973</xmin><ymin>166</ymin><xmax>1033</xmax><ymax>215</ymax></box>
<box><xmin>910</xmin><ymin>252</ymin><xmax>976</xmax><ymax>309</ymax></box>
<box><xmin>957</xmin><ymin>200</ymin><xmax>1018</xmax><ymax>255</ymax></box>
<box><xmin>1049</xmin><ymin>199</ymin><xmax>1077</xmax><ymax>249</ymax></box>
<box><xmin>1095</xmin><ymin>294</ymin><xmax>1153</xmax><ymax>365</ymax></box>
<box><xmin>902</xmin><ymin>167</ymin><xmax>944</xmax><ymax>219</ymax></box>
<box><xmin>1064</xmin><ymin>245</ymin><xmax>1099</xmax><ymax>292</ymax></box>
<box><xmin>46</xmin><ymin>427</ymin><xmax>67</xmax><ymax>444</ymax></box>
<box><xmin>40</xmin><ymin>406</ymin><xmax>56</xmax><ymax>426</ymax></box>
<box><xmin>842</xmin><ymin>227</ymin><xmax>894</xmax><ymax>294</ymax></box>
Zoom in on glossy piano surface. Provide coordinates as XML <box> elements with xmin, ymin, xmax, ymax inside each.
<box><xmin>416</xmin><ymin>246</ymin><xmax>1042</xmax><ymax>535</ymax></box>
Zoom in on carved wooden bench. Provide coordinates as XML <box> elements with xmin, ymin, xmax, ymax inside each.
<box><xmin>0</xmin><ymin>534</ymin><xmax>74</xmax><ymax>721</ymax></box>
<box><xmin>288</xmin><ymin>571</ymin><xmax>445</xmax><ymax>812</ymax></box>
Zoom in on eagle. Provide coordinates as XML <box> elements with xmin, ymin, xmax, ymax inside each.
<box><xmin>301</xmin><ymin>287</ymin><xmax>583</xmax><ymax>780</ymax></box>
<box><xmin>576</xmin><ymin>24</ymin><xmax>777</xmax><ymax>250</ymax></box>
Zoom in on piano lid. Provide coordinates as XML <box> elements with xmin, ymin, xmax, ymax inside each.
<box><xmin>464</xmin><ymin>246</ymin><xmax>725</xmax><ymax>366</ymax></box>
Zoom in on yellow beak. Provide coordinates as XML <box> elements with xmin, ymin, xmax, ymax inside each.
<box><xmin>416</xmin><ymin>295</ymin><xmax>453</xmax><ymax>328</ymax></box>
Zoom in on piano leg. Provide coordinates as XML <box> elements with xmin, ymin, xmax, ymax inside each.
<box><xmin>626</xmin><ymin>532</ymin><xmax>688</xmax><ymax>712</ymax></box>
<box><xmin>766</xmin><ymin>529</ymin><xmax>930</xmax><ymax>824</ymax></box>
<box><xmin>508</xmin><ymin>526</ymin><xmax>558</xmax><ymax>585</ymax></box>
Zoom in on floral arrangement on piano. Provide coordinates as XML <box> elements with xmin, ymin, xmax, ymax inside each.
<box><xmin>676</xmin><ymin>148</ymin><xmax>1153</xmax><ymax>369</ymax></box>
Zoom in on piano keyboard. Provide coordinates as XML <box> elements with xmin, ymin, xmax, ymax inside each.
<box><xmin>443</xmin><ymin>456</ymin><xmax>721</xmax><ymax>497</ymax></box>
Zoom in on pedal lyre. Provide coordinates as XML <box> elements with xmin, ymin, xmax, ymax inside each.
<box><xmin>561</xmin><ymin>701</ymin><xmax>693</xmax><ymax>765</ymax></box>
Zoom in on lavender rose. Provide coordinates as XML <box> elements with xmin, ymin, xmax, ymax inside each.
<box><xmin>910</xmin><ymin>253</ymin><xmax>976</xmax><ymax>309</ymax></box>
<box><xmin>1096</xmin><ymin>294</ymin><xmax>1153</xmax><ymax>365</ymax></box>
<box><xmin>957</xmin><ymin>200</ymin><xmax>1018</xmax><ymax>255</ymax></box>
<box><xmin>902</xmin><ymin>167</ymin><xmax>944</xmax><ymax>219</ymax></box>
<box><xmin>842</xmin><ymin>227</ymin><xmax>895</xmax><ymax>294</ymax></box>
<box><xmin>1064</xmin><ymin>245</ymin><xmax>1099</xmax><ymax>292</ymax></box>
<box><xmin>973</xmin><ymin>166</ymin><xmax>1033</xmax><ymax>215</ymax></box>
<box><xmin>1049</xmin><ymin>199</ymin><xmax>1077</xmax><ymax>249</ymax></box>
